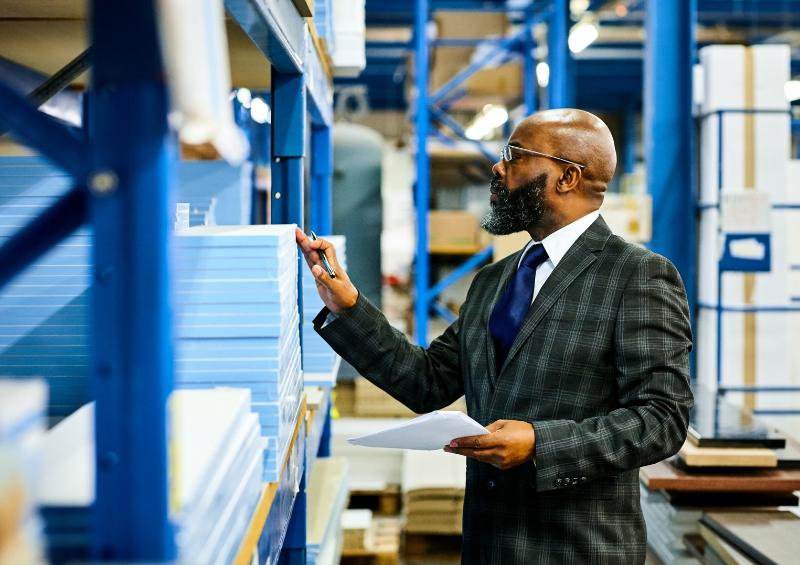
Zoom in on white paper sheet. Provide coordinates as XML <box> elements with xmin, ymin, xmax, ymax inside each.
<box><xmin>346</xmin><ymin>411</ymin><xmax>489</xmax><ymax>450</ymax></box>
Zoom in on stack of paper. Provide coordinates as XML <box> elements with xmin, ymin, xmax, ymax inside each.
<box><xmin>170</xmin><ymin>388</ymin><xmax>264</xmax><ymax>565</ymax></box>
<box><xmin>38</xmin><ymin>401</ymin><xmax>93</xmax><ymax>565</ymax></box>
<box><xmin>640</xmin><ymin>484</ymin><xmax>703</xmax><ymax>565</ymax></box>
<box><xmin>402</xmin><ymin>450</ymin><xmax>466</xmax><ymax>535</ymax></box>
<box><xmin>306</xmin><ymin>457</ymin><xmax>351</xmax><ymax>565</ymax></box>
<box><xmin>302</xmin><ymin>235</ymin><xmax>346</xmax><ymax>386</ymax></box>
<box><xmin>0</xmin><ymin>379</ymin><xmax>48</xmax><ymax>565</ymax></box>
<box><xmin>0</xmin><ymin>157</ymin><xmax>92</xmax><ymax>421</ymax></box>
<box><xmin>173</xmin><ymin>225</ymin><xmax>304</xmax><ymax>482</ymax></box>
<box><xmin>38</xmin><ymin>389</ymin><xmax>265</xmax><ymax>565</ymax></box>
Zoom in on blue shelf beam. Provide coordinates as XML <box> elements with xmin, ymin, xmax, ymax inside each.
<box><xmin>310</xmin><ymin>126</ymin><xmax>334</xmax><ymax>235</ymax></box>
<box><xmin>548</xmin><ymin>0</ymin><xmax>573</xmax><ymax>109</ymax></box>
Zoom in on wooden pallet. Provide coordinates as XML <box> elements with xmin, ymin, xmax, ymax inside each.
<box><xmin>403</xmin><ymin>533</ymin><xmax>462</xmax><ymax>563</ymax></box>
<box><xmin>349</xmin><ymin>485</ymin><xmax>402</xmax><ymax>516</ymax></box>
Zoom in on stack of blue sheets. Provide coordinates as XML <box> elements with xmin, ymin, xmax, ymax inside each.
<box><xmin>0</xmin><ymin>157</ymin><xmax>91</xmax><ymax>422</ymax></box>
<box><xmin>302</xmin><ymin>235</ymin><xmax>346</xmax><ymax>387</ymax></box>
<box><xmin>173</xmin><ymin>225</ymin><xmax>304</xmax><ymax>482</ymax></box>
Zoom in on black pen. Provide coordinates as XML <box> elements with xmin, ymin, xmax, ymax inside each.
<box><xmin>310</xmin><ymin>231</ymin><xmax>336</xmax><ymax>279</ymax></box>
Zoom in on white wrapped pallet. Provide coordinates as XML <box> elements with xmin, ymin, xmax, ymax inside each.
<box><xmin>696</xmin><ymin>44</ymin><xmax>798</xmax><ymax>411</ymax></box>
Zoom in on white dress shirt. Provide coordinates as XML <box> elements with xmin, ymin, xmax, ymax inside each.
<box><xmin>517</xmin><ymin>211</ymin><xmax>599</xmax><ymax>304</ymax></box>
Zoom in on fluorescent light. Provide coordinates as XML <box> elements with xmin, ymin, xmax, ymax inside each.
<box><xmin>250</xmin><ymin>97</ymin><xmax>271</xmax><ymax>124</ymax></box>
<box><xmin>465</xmin><ymin>105</ymin><xmax>509</xmax><ymax>140</ymax></box>
<box><xmin>536</xmin><ymin>62</ymin><xmax>550</xmax><ymax>88</ymax></box>
<box><xmin>785</xmin><ymin>80</ymin><xmax>800</xmax><ymax>102</ymax></box>
<box><xmin>568</xmin><ymin>23</ymin><xmax>598</xmax><ymax>53</ymax></box>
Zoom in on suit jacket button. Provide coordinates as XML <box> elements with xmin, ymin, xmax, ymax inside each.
<box><xmin>579</xmin><ymin>476</ymin><xmax>587</xmax><ymax>483</ymax></box>
<box><xmin>555</xmin><ymin>478</ymin><xmax>562</xmax><ymax>487</ymax></box>
<box><xmin>486</xmin><ymin>479</ymin><xmax>496</xmax><ymax>490</ymax></box>
<box><xmin>572</xmin><ymin>478</ymin><xmax>578</xmax><ymax>485</ymax></box>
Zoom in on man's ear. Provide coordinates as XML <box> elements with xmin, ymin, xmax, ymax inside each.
<box><xmin>556</xmin><ymin>164</ymin><xmax>582</xmax><ymax>194</ymax></box>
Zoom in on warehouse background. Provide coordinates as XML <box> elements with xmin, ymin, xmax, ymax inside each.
<box><xmin>1</xmin><ymin>1</ymin><xmax>800</xmax><ymax>565</ymax></box>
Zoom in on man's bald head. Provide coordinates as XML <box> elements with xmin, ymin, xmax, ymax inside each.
<box><xmin>514</xmin><ymin>109</ymin><xmax>617</xmax><ymax>203</ymax></box>
<box><xmin>484</xmin><ymin>109</ymin><xmax>618</xmax><ymax>240</ymax></box>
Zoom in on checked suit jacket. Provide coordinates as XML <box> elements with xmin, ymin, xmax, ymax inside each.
<box><xmin>314</xmin><ymin>216</ymin><xmax>694</xmax><ymax>565</ymax></box>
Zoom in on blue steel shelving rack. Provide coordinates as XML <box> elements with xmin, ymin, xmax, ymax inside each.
<box><xmin>413</xmin><ymin>1</ymin><xmax>556</xmax><ymax>345</ymax></box>
<box><xmin>413</xmin><ymin>0</ymin><xmax>696</xmax><ymax>347</ymax></box>
<box><xmin>697</xmin><ymin>108</ymin><xmax>800</xmax><ymax>417</ymax></box>
<box><xmin>0</xmin><ymin>0</ymin><xmax>334</xmax><ymax>563</ymax></box>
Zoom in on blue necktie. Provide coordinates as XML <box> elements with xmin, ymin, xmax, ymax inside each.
<box><xmin>489</xmin><ymin>244</ymin><xmax>549</xmax><ymax>369</ymax></box>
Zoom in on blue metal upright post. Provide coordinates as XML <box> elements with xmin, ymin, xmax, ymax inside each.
<box><xmin>523</xmin><ymin>12</ymin><xmax>537</xmax><ymax>116</ymax></box>
<box><xmin>89</xmin><ymin>1</ymin><xmax>176</xmax><ymax>561</ymax></box>
<box><xmin>310</xmin><ymin>125</ymin><xmax>333</xmax><ymax>234</ymax></box>
<box><xmin>644</xmin><ymin>0</ymin><xmax>696</xmax><ymax>307</ymax></box>
<box><xmin>548</xmin><ymin>0</ymin><xmax>573</xmax><ymax>109</ymax></box>
<box><xmin>414</xmin><ymin>0</ymin><xmax>431</xmax><ymax>346</ymax></box>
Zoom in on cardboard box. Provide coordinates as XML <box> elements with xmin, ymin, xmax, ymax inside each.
<box><xmin>492</xmin><ymin>231</ymin><xmax>531</xmax><ymax>262</ymax></box>
<box><xmin>429</xmin><ymin>210</ymin><xmax>479</xmax><ymax>252</ymax></box>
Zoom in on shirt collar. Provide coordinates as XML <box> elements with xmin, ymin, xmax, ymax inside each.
<box><xmin>518</xmin><ymin>211</ymin><xmax>600</xmax><ymax>269</ymax></box>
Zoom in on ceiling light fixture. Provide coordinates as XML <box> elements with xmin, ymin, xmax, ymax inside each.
<box><xmin>785</xmin><ymin>80</ymin><xmax>800</xmax><ymax>102</ymax></box>
<box><xmin>536</xmin><ymin>62</ymin><xmax>550</xmax><ymax>88</ymax></box>
<box><xmin>465</xmin><ymin>105</ymin><xmax>509</xmax><ymax>140</ymax></box>
<box><xmin>568</xmin><ymin>22</ymin><xmax>599</xmax><ymax>53</ymax></box>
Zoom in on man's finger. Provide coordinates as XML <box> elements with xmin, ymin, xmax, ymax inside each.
<box><xmin>446</xmin><ymin>446</ymin><xmax>496</xmax><ymax>462</ymax></box>
<box><xmin>296</xmin><ymin>228</ymin><xmax>323</xmax><ymax>270</ymax></box>
<box><xmin>311</xmin><ymin>264</ymin><xmax>334</xmax><ymax>289</ymax></box>
<box><xmin>485</xmin><ymin>421</ymin><xmax>507</xmax><ymax>433</ymax></box>
<box><xmin>450</xmin><ymin>433</ymin><xmax>497</xmax><ymax>449</ymax></box>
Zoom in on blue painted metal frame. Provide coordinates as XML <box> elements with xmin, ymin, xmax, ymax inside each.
<box><xmin>413</xmin><ymin>1</ymin><xmax>544</xmax><ymax>344</ymax></box>
<box><xmin>548</xmin><ymin>0</ymin><xmax>573</xmax><ymax>109</ymax></box>
<box><xmin>698</xmin><ymin>107</ymin><xmax>800</xmax><ymax>415</ymax></box>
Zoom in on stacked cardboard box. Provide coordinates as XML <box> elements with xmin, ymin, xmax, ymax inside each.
<box><xmin>401</xmin><ymin>450</ymin><xmax>466</xmax><ymax>535</ymax></box>
<box><xmin>173</xmin><ymin>225</ymin><xmax>304</xmax><ymax>482</ymax></box>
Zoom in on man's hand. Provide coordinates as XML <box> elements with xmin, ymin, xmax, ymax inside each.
<box><xmin>296</xmin><ymin>228</ymin><xmax>359</xmax><ymax>315</ymax></box>
<box><xmin>444</xmin><ymin>420</ymin><xmax>536</xmax><ymax>470</ymax></box>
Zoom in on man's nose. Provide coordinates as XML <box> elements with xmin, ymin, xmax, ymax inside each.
<box><xmin>492</xmin><ymin>159</ymin><xmax>506</xmax><ymax>178</ymax></box>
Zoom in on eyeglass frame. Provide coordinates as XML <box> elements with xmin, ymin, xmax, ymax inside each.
<box><xmin>501</xmin><ymin>144</ymin><xmax>586</xmax><ymax>170</ymax></box>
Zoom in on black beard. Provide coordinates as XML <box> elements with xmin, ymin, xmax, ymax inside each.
<box><xmin>480</xmin><ymin>173</ymin><xmax>549</xmax><ymax>236</ymax></box>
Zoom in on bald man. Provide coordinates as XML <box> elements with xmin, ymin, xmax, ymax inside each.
<box><xmin>297</xmin><ymin>109</ymin><xmax>693</xmax><ymax>564</ymax></box>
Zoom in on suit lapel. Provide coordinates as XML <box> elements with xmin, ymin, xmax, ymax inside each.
<box><xmin>485</xmin><ymin>246</ymin><xmax>528</xmax><ymax>381</ymax></box>
<box><xmin>498</xmin><ymin>217</ymin><xmax>611</xmax><ymax>375</ymax></box>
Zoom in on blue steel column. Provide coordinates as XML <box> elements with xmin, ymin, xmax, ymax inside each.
<box><xmin>89</xmin><ymin>0</ymin><xmax>176</xmax><ymax>561</ymax></box>
<box><xmin>644</xmin><ymin>0</ymin><xmax>696</xmax><ymax>306</ymax></box>
<box><xmin>272</xmin><ymin>68</ymin><xmax>307</xmax><ymax>565</ymax></box>
<box><xmin>414</xmin><ymin>0</ymin><xmax>431</xmax><ymax>345</ymax></box>
<box><xmin>523</xmin><ymin>12</ymin><xmax>538</xmax><ymax>116</ymax></box>
<box><xmin>548</xmin><ymin>0</ymin><xmax>573</xmax><ymax>109</ymax></box>
<box><xmin>309</xmin><ymin>125</ymin><xmax>333</xmax><ymax>234</ymax></box>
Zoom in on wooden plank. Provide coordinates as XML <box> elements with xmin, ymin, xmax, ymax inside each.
<box><xmin>430</xmin><ymin>245</ymin><xmax>483</xmax><ymax>255</ymax></box>
<box><xmin>231</xmin><ymin>482</ymin><xmax>280</xmax><ymax>565</ymax></box>
<box><xmin>678</xmin><ymin>441</ymin><xmax>778</xmax><ymax>468</ymax></box>
<box><xmin>307</xmin><ymin>19</ymin><xmax>333</xmax><ymax>82</ymax></box>
<box><xmin>291</xmin><ymin>0</ymin><xmax>313</xmax><ymax>17</ymax></box>
<box><xmin>640</xmin><ymin>459</ymin><xmax>800</xmax><ymax>492</ymax></box>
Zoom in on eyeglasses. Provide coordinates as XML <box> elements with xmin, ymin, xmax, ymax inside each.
<box><xmin>501</xmin><ymin>144</ymin><xmax>585</xmax><ymax>170</ymax></box>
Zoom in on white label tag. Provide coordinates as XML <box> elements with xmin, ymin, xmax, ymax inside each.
<box><xmin>720</xmin><ymin>191</ymin><xmax>771</xmax><ymax>233</ymax></box>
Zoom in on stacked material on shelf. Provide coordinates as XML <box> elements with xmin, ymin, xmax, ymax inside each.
<box><xmin>640</xmin><ymin>484</ymin><xmax>703</xmax><ymax>565</ymax></box>
<box><xmin>701</xmin><ymin>510</ymin><xmax>800</xmax><ymax>565</ymax></box>
<box><xmin>352</xmin><ymin>377</ymin><xmax>468</xmax><ymax>418</ymax></box>
<box><xmin>313</xmin><ymin>0</ymin><xmax>335</xmax><ymax>52</ymax></box>
<box><xmin>302</xmin><ymin>235</ymin><xmax>345</xmax><ymax>386</ymax></box>
<box><xmin>401</xmin><ymin>450</ymin><xmax>466</xmax><ymax>535</ymax></box>
<box><xmin>170</xmin><ymin>388</ymin><xmax>264</xmax><ymax>565</ymax></box>
<box><xmin>173</xmin><ymin>225</ymin><xmax>304</xmax><ymax>482</ymax></box>
<box><xmin>37</xmin><ymin>389</ymin><xmax>265</xmax><ymax>565</ymax></box>
<box><xmin>696</xmin><ymin>44</ymin><xmax>799</xmax><ymax>412</ymax></box>
<box><xmin>0</xmin><ymin>157</ymin><xmax>91</xmax><ymax>422</ymax></box>
<box><xmin>342</xmin><ymin>509</ymin><xmax>373</xmax><ymax>550</ymax></box>
<box><xmin>0</xmin><ymin>380</ymin><xmax>48</xmax><ymax>565</ymax></box>
<box><xmin>306</xmin><ymin>457</ymin><xmax>351</xmax><ymax>565</ymax></box>
<box><xmin>330</xmin><ymin>0</ymin><xmax>365</xmax><ymax>76</ymax></box>
<box><xmin>38</xmin><ymin>402</ymin><xmax>93</xmax><ymax>565</ymax></box>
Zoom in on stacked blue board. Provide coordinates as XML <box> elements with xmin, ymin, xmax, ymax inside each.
<box><xmin>173</xmin><ymin>225</ymin><xmax>304</xmax><ymax>482</ymax></box>
<box><xmin>302</xmin><ymin>236</ymin><xmax>345</xmax><ymax>386</ymax></box>
<box><xmin>0</xmin><ymin>156</ymin><xmax>91</xmax><ymax>422</ymax></box>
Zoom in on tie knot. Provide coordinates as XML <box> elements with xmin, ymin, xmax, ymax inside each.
<box><xmin>521</xmin><ymin>244</ymin><xmax>548</xmax><ymax>270</ymax></box>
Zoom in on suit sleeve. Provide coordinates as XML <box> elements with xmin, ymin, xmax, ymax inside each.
<box><xmin>530</xmin><ymin>254</ymin><xmax>694</xmax><ymax>492</ymax></box>
<box><xmin>312</xmin><ymin>272</ymin><xmax>483</xmax><ymax>413</ymax></box>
